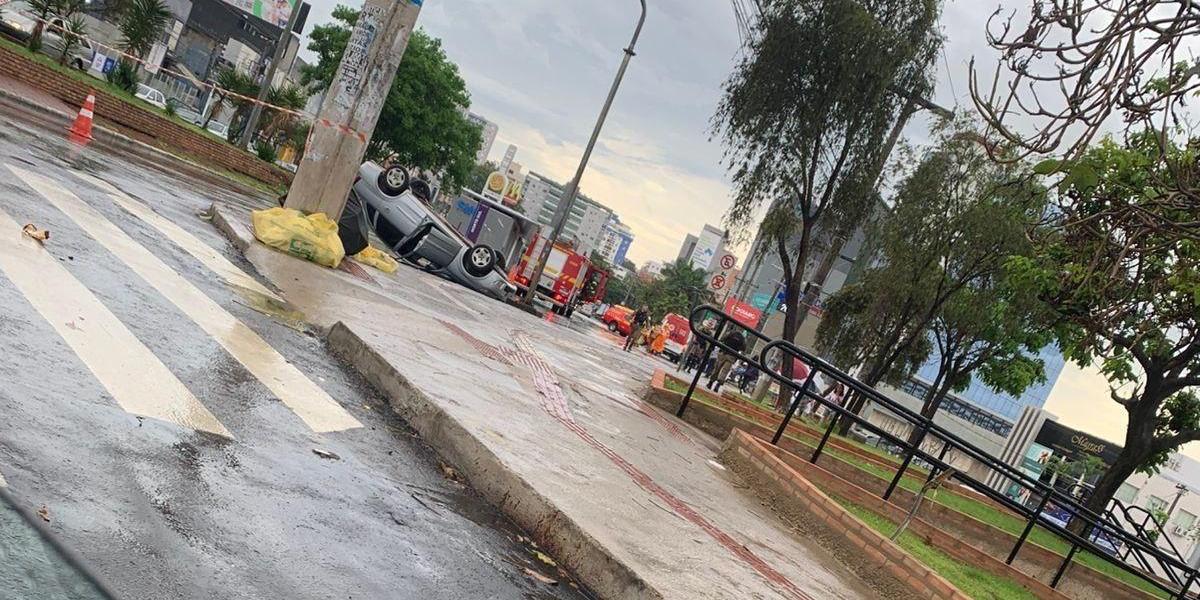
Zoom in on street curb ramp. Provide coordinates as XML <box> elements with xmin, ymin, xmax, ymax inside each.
<box><xmin>325</xmin><ymin>321</ymin><xmax>661</xmax><ymax>600</ymax></box>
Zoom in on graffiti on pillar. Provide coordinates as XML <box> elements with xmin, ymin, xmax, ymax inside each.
<box><xmin>334</xmin><ymin>5</ymin><xmax>383</xmax><ymax>110</ymax></box>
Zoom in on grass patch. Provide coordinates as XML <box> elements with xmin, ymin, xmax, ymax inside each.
<box><xmin>835</xmin><ymin>498</ymin><xmax>1040</xmax><ymax>600</ymax></box>
<box><xmin>830</xmin><ymin>451</ymin><xmax>1170</xmax><ymax>598</ymax></box>
<box><xmin>662</xmin><ymin>372</ymin><xmax>1172</xmax><ymax>597</ymax></box>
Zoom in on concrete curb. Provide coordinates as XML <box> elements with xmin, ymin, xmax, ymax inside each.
<box><xmin>325</xmin><ymin>321</ymin><xmax>661</xmax><ymax>600</ymax></box>
<box><xmin>209</xmin><ymin>201</ymin><xmax>254</xmax><ymax>252</ymax></box>
<box><xmin>0</xmin><ymin>85</ymin><xmax>273</xmax><ymax>200</ymax></box>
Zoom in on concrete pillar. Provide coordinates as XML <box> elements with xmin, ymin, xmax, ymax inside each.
<box><xmin>285</xmin><ymin>0</ymin><xmax>422</xmax><ymax>217</ymax></box>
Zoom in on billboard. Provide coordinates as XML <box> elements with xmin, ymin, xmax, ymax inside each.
<box><xmin>222</xmin><ymin>0</ymin><xmax>296</xmax><ymax>29</ymax></box>
<box><xmin>723</xmin><ymin>297</ymin><xmax>762</xmax><ymax>329</ymax></box>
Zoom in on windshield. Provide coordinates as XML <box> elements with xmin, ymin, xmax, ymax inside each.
<box><xmin>0</xmin><ymin>489</ymin><xmax>115</xmax><ymax>599</ymax></box>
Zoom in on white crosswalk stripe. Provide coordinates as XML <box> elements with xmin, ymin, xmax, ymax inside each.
<box><xmin>0</xmin><ymin>204</ymin><xmax>232</xmax><ymax>437</ymax></box>
<box><xmin>70</xmin><ymin>171</ymin><xmax>284</xmax><ymax>303</ymax></box>
<box><xmin>9</xmin><ymin>165</ymin><xmax>363</xmax><ymax>434</ymax></box>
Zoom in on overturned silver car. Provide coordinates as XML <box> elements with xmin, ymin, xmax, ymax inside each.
<box><xmin>341</xmin><ymin>162</ymin><xmax>515</xmax><ymax>300</ymax></box>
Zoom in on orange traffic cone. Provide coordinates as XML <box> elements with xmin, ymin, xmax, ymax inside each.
<box><xmin>67</xmin><ymin>92</ymin><xmax>96</xmax><ymax>144</ymax></box>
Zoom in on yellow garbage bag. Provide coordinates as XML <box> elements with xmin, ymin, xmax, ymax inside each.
<box><xmin>353</xmin><ymin>246</ymin><xmax>398</xmax><ymax>274</ymax></box>
<box><xmin>251</xmin><ymin>207</ymin><xmax>344</xmax><ymax>268</ymax></box>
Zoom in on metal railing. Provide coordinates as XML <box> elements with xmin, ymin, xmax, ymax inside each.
<box><xmin>679</xmin><ymin>304</ymin><xmax>1199</xmax><ymax>599</ymax></box>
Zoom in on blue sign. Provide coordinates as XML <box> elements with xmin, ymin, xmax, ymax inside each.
<box><xmin>454</xmin><ymin>197</ymin><xmax>476</xmax><ymax>216</ymax></box>
<box><xmin>612</xmin><ymin>234</ymin><xmax>633</xmax><ymax>267</ymax></box>
<box><xmin>102</xmin><ymin>57</ymin><xmax>116</xmax><ymax>74</ymax></box>
<box><xmin>750</xmin><ymin>293</ymin><xmax>772</xmax><ymax>310</ymax></box>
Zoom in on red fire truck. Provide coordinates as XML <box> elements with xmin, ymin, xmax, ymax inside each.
<box><xmin>512</xmin><ymin>234</ymin><xmax>609</xmax><ymax>316</ymax></box>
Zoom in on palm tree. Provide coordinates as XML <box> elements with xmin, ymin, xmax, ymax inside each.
<box><xmin>57</xmin><ymin>14</ymin><xmax>87</xmax><ymax>66</ymax></box>
<box><xmin>25</xmin><ymin>0</ymin><xmax>59</xmax><ymax>51</ymax></box>
<box><xmin>119</xmin><ymin>0</ymin><xmax>171</xmax><ymax>71</ymax></box>
<box><xmin>202</xmin><ymin>67</ymin><xmax>256</xmax><ymax>130</ymax></box>
<box><xmin>260</xmin><ymin>83</ymin><xmax>306</xmax><ymax>142</ymax></box>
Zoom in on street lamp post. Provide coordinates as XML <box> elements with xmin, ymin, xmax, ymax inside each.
<box><xmin>521</xmin><ymin>0</ymin><xmax>647</xmax><ymax>306</ymax></box>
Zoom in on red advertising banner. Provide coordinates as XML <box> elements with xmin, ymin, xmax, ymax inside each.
<box><xmin>723</xmin><ymin>297</ymin><xmax>762</xmax><ymax>328</ymax></box>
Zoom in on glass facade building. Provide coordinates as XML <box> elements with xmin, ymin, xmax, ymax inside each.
<box><xmin>911</xmin><ymin>344</ymin><xmax>1066</xmax><ymax>424</ymax></box>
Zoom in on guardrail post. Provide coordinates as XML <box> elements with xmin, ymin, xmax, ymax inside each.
<box><xmin>1051</xmin><ymin>543</ymin><xmax>1080</xmax><ymax>588</ymax></box>
<box><xmin>678</xmin><ymin>317</ymin><xmax>726</xmax><ymax>418</ymax></box>
<box><xmin>810</xmin><ymin>409</ymin><xmax>839</xmax><ymax>464</ymax></box>
<box><xmin>1007</xmin><ymin>491</ymin><xmax>1053</xmax><ymax>565</ymax></box>
<box><xmin>772</xmin><ymin>368</ymin><xmax>815</xmax><ymax>445</ymax></box>
<box><xmin>883</xmin><ymin>423</ymin><xmax>928</xmax><ymax>502</ymax></box>
<box><xmin>1176</xmin><ymin>571</ymin><xmax>1197</xmax><ymax>600</ymax></box>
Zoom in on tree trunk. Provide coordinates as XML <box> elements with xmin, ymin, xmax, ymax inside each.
<box><xmin>907</xmin><ymin>372</ymin><xmax>949</xmax><ymax>447</ymax></box>
<box><xmin>1071</xmin><ymin>449</ymin><xmax>1144</xmax><ymax>535</ymax></box>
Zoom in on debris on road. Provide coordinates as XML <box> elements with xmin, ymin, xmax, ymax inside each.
<box><xmin>534</xmin><ymin>550</ymin><xmax>558</xmax><ymax>568</ymax></box>
<box><xmin>251</xmin><ymin>207</ymin><xmax>344</xmax><ymax>268</ymax></box>
<box><xmin>439</xmin><ymin>462</ymin><xmax>462</xmax><ymax>483</ymax></box>
<box><xmin>21</xmin><ymin>223</ymin><xmax>49</xmax><ymax>244</ymax></box>
<box><xmin>352</xmin><ymin>246</ymin><xmax>399</xmax><ymax>274</ymax></box>
<box><xmin>311</xmin><ymin>448</ymin><xmax>341</xmax><ymax>461</ymax></box>
<box><xmin>523</xmin><ymin>567</ymin><xmax>558</xmax><ymax>586</ymax></box>
<box><xmin>36</xmin><ymin>505</ymin><xmax>50</xmax><ymax>522</ymax></box>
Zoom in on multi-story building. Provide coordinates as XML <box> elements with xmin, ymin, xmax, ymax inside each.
<box><xmin>519</xmin><ymin>172</ymin><xmax>614</xmax><ymax>256</ymax></box>
<box><xmin>677</xmin><ymin>225</ymin><xmax>725</xmax><ymax>271</ymax></box>
<box><xmin>465</xmin><ymin>112</ymin><xmax>499</xmax><ymax>164</ymax></box>
<box><xmin>597</xmin><ymin>217</ymin><xmax>634</xmax><ymax>266</ymax></box>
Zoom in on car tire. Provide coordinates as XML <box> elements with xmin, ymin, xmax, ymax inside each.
<box><xmin>73</xmin><ymin>58</ymin><xmax>84</xmax><ymax>70</ymax></box>
<box><xmin>461</xmin><ymin>245</ymin><xmax>496</xmax><ymax>278</ymax></box>
<box><xmin>377</xmin><ymin>165</ymin><xmax>409</xmax><ymax>196</ymax></box>
<box><xmin>408</xmin><ymin>179</ymin><xmax>432</xmax><ymax>203</ymax></box>
<box><xmin>607</xmin><ymin>321</ymin><xmax>618</xmax><ymax>332</ymax></box>
<box><xmin>337</xmin><ymin>192</ymin><xmax>370</xmax><ymax>255</ymax></box>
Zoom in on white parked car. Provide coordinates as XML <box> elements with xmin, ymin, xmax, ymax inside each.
<box><xmin>205</xmin><ymin>121</ymin><xmax>229</xmax><ymax>139</ymax></box>
<box><xmin>134</xmin><ymin>84</ymin><xmax>167</xmax><ymax>110</ymax></box>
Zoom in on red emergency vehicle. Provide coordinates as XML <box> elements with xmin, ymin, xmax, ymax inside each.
<box><xmin>512</xmin><ymin>234</ymin><xmax>609</xmax><ymax>316</ymax></box>
<box><xmin>660</xmin><ymin>313</ymin><xmax>691</xmax><ymax>361</ymax></box>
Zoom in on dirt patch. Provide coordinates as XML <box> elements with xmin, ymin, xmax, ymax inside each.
<box><xmin>720</xmin><ymin>448</ymin><xmax>910</xmax><ymax>600</ymax></box>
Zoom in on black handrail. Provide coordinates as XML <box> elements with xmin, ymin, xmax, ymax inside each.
<box><xmin>681</xmin><ymin>304</ymin><xmax>1199</xmax><ymax>599</ymax></box>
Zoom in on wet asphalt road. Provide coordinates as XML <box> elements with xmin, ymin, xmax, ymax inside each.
<box><xmin>0</xmin><ymin>109</ymin><xmax>590</xmax><ymax>600</ymax></box>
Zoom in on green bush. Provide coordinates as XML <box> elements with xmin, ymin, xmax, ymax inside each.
<box><xmin>105</xmin><ymin>60</ymin><xmax>138</xmax><ymax>93</ymax></box>
<box><xmin>164</xmin><ymin>98</ymin><xmax>177</xmax><ymax>117</ymax></box>
<box><xmin>254</xmin><ymin>140</ymin><xmax>277</xmax><ymax>163</ymax></box>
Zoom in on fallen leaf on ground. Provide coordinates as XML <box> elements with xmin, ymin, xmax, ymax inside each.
<box><xmin>36</xmin><ymin>505</ymin><xmax>50</xmax><ymax>522</ymax></box>
<box><xmin>21</xmin><ymin>224</ymin><xmax>49</xmax><ymax>244</ymax></box>
<box><xmin>439</xmin><ymin>462</ymin><xmax>461</xmax><ymax>482</ymax></box>
<box><xmin>533</xmin><ymin>551</ymin><xmax>557</xmax><ymax>568</ymax></box>
<box><xmin>312</xmin><ymin>448</ymin><xmax>340</xmax><ymax>460</ymax></box>
<box><xmin>522</xmin><ymin>567</ymin><xmax>558</xmax><ymax>585</ymax></box>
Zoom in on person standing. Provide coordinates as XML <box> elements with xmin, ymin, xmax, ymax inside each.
<box><xmin>624</xmin><ymin>306</ymin><xmax>650</xmax><ymax>352</ymax></box>
<box><xmin>651</xmin><ymin>323</ymin><xmax>670</xmax><ymax>355</ymax></box>
<box><xmin>706</xmin><ymin>330</ymin><xmax>747</xmax><ymax>392</ymax></box>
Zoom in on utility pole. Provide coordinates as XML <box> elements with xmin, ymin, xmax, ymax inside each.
<box><xmin>521</xmin><ymin>0</ymin><xmax>647</xmax><ymax>306</ymax></box>
<box><xmin>239</xmin><ymin>3</ymin><xmax>305</xmax><ymax>148</ymax></box>
<box><xmin>285</xmin><ymin>0</ymin><xmax>423</xmax><ymax>217</ymax></box>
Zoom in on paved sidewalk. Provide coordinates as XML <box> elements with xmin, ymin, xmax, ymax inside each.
<box><xmin>213</xmin><ymin>206</ymin><xmax>881</xmax><ymax>600</ymax></box>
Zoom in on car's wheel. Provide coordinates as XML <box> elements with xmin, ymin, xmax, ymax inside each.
<box><xmin>377</xmin><ymin>165</ymin><xmax>409</xmax><ymax>196</ymax></box>
<box><xmin>337</xmin><ymin>192</ymin><xmax>369</xmax><ymax>255</ymax></box>
<box><xmin>408</xmin><ymin>180</ymin><xmax>432</xmax><ymax>203</ymax></box>
<box><xmin>73</xmin><ymin>58</ymin><xmax>84</xmax><ymax>70</ymax></box>
<box><xmin>462</xmin><ymin>245</ymin><xmax>496</xmax><ymax>278</ymax></box>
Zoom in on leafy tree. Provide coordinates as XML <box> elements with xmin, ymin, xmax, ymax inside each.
<box><xmin>712</xmin><ymin>0</ymin><xmax>942</xmax><ymax>385</ymax></box>
<box><xmin>641</xmin><ymin>260</ymin><xmax>713</xmax><ymax>321</ymax></box>
<box><xmin>205</xmin><ymin>68</ymin><xmax>260</xmax><ymax>141</ymax></box>
<box><xmin>817</xmin><ymin>119</ymin><xmax>1049</xmax><ymax>429</ymax></box>
<box><xmin>258</xmin><ymin>83</ymin><xmax>307</xmax><ymax>144</ymax></box>
<box><xmin>1007</xmin><ymin>132</ymin><xmax>1200</xmax><ymax>529</ymax></box>
<box><xmin>604</xmin><ymin>273</ymin><xmax>644</xmax><ymax>307</ymax></box>
<box><xmin>119</xmin><ymin>0</ymin><xmax>171</xmax><ymax>72</ymax></box>
<box><xmin>56</xmin><ymin>14</ymin><xmax>87</xmax><ymax>67</ymax></box>
<box><xmin>301</xmin><ymin>6</ymin><xmax>481</xmax><ymax>192</ymax></box>
<box><xmin>468</xmin><ymin>161</ymin><xmax>498</xmax><ymax>194</ymax></box>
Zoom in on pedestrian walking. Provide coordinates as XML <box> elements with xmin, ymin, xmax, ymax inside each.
<box><xmin>624</xmin><ymin>306</ymin><xmax>650</xmax><ymax>352</ymax></box>
<box><xmin>706</xmin><ymin>330</ymin><xmax>747</xmax><ymax>392</ymax></box>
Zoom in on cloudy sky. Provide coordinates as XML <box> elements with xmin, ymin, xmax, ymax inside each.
<box><xmin>295</xmin><ymin>0</ymin><xmax>1194</xmax><ymax>459</ymax></box>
